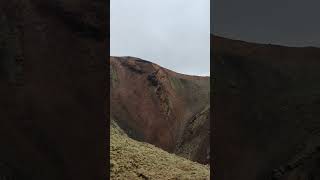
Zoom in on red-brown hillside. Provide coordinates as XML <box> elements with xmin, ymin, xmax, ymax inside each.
<box><xmin>110</xmin><ymin>56</ymin><xmax>210</xmax><ymax>164</ymax></box>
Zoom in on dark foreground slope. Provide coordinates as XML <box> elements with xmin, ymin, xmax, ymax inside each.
<box><xmin>110</xmin><ymin>56</ymin><xmax>210</xmax><ymax>164</ymax></box>
<box><xmin>213</xmin><ymin>35</ymin><xmax>320</xmax><ymax>180</ymax></box>
<box><xmin>0</xmin><ymin>0</ymin><xmax>107</xmax><ymax>179</ymax></box>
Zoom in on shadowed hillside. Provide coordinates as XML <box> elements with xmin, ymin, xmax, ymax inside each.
<box><xmin>110</xmin><ymin>56</ymin><xmax>210</xmax><ymax>164</ymax></box>
<box><xmin>212</xmin><ymin>35</ymin><xmax>320</xmax><ymax>180</ymax></box>
<box><xmin>0</xmin><ymin>0</ymin><xmax>107</xmax><ymax>179</ymax></box>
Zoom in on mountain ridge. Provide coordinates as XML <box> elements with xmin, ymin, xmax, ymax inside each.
<box><xmin>111</xmin><ymin>56</ymin><xmax>210</xmax><ymax>77</ymax></box>
<box><xmin>213</xmin><ymin>35</ymin><xmax>320</xmax><ymax>49</ymax></box>
<box><xmin>110</xmin><ymin>56</ymin><xmax>210</xmax><ymax>164</ymax></box>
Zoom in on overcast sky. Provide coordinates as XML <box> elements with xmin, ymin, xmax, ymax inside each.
<box><xmin>111</xmin><ymin>0</ymin><xmax>210</xmax><ymax>76</ymax></box>
<box><xmin>212</xmin><ymin>0</ymin><xmax>320</xmax><ymax>47</ymax></box>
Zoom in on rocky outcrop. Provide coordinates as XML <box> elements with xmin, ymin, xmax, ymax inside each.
<box><xmin>110</xmin><ymin>56</ymin><xmax>210</xmax><ymax>164</ymax></box>
<box><xmin>212</xmin><ymin>35</ymin><xmax>320</xmax><ymax>180</ymax></box>
<box><xmin>175</xmin><ymin>105</ymin><xmax>210</xmax><ymax>164</ymax></box>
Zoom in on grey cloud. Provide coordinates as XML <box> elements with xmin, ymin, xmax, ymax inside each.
<box><xmin>111</xmin><ymin>0</ymin><xmax>210</xmax><ymax>76</ymax></box>
<box><xmin>212</xmin><ymin>0</ymin><xmax>320</xmax><ymax>47</ymax></box>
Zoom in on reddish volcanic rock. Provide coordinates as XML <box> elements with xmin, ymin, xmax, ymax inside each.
<box><xmin>110</xmin><ymin>56</ymin><xmax>210</xmax><ymax>164</ymax></box>
<box><xmin>212</xmin><ymin>35</ymin><xmax>320</xmax><ymax>180</ymax></box>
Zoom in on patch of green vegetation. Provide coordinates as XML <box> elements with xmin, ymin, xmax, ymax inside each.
<box><xmin>110</xmin><ymin>66</ymin><xmax>118</xmax><ymax>87</ymax></box>
<box><xmin>169</xmin><ymin>76</ymin><xmax>184</xmax><ymax>90</ymax></box>
<box><xmin>161</xmin><ymin>97</ymin><xmax>172</xmax><ymax>116</ymax></box>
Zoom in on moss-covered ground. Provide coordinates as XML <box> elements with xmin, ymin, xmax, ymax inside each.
<box><xmin>110</xmin><ymin>120</ymin><xmax>210</xmax><ymax>180</ymax></box>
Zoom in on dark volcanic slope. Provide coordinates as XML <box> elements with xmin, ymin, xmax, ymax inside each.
<box><xmin>0</xmin><ymin>1</ymin><xmax>107</xmax><ymax>179</ymax></box>
<box><xmin>110</xmin><ymin>56</ymin><xmax>210</xmax><ymax>164</ymax></box>
<box><xmin>213</xmin><ymin>35</ymin><xmax>320</xmax><ymax>180</ymax></box>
